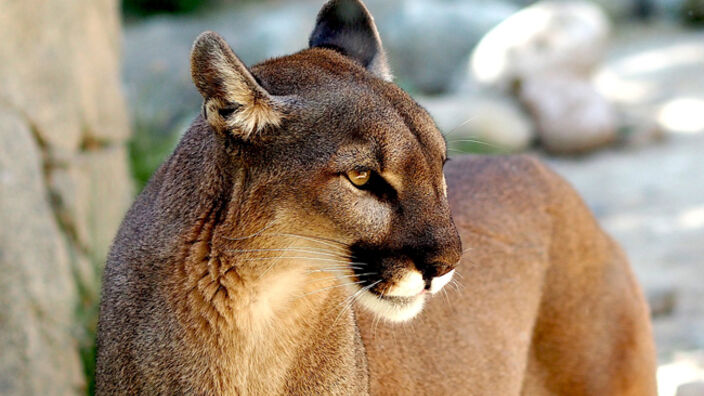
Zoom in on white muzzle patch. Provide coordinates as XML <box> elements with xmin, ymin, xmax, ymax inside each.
<box><xmin>385</xmin><ymin>270</ymin><xmax>425</xmax><ymax>297</ymax></box>
<box><xmin>429</xmin><ymin>269</ymin><xmax>455</xmax><ymax>294</ymax></box>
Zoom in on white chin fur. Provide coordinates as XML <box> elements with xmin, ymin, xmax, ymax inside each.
<box><xmin>356</xmin><ymin>289</ymin><xmax>426</xmax><ymax>322</ymax></box>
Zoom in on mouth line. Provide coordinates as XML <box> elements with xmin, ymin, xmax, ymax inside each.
<box><xmin>369</xmin><ymin>290</ymin><xmax>426</xmax><ymax>304</ymax></box>
<box><xmin>354</xmin><ymin>286</ymin><xmax>428</xmax><ymax>322</ymax></box>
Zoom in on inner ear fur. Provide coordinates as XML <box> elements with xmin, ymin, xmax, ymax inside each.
<box><xmin>309</xmin><ymin>0</ymin><xmax>392</xmax><ymax>81</ymax></box>
<box><xmin>191</xmin><ymin>31</ymin><xmax>285</xmax><ymax>139</ymax></box>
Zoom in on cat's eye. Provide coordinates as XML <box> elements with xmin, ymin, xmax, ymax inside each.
<box><xmin>347</xmin><ymin>169</ymin><xmax>371</xmax><ymax>187</ymax></box>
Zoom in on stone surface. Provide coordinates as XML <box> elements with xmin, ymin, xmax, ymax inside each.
<box><xmin>520</xmin><ymin>72</ymin><xmax>617</xmax><ymax>154</ymax></box>
<box><xmin>593</xmin><ymin>25</ymin><xmax>704</xmax><ymax>137</ymax></box>
<box><xmin>0</xmin><ymin>0</ymin><xmax>132</xmax><ymax>393</ymax></box>
<box><xmin>81</xmin><ymin>147</ymin><xmax>134</xmax><ymax>264</ymax></box>
<box><xmin>658</xmin><ymin>351</ymin><xmax>704</xmax><ymax>396</ymax></box>
<box><xmin>648</xmin><ymin>287</ymin><xmax>678</xmax><ymax>318</ymax></box>
<box><xmin>0</xmin><ymin>109</ymin><xmax>83</xmax><ymax>395</ymax></box>
<box><xmin>470</xmin><ymin>1</ymin><xmax>610</xmax><ymax>89</ymax></box>
<box><xmin>0</xmin><ymin>0</ymin><xmax>130</xmax><ymax>151</ymax></box>
<box><xmin>676</xmin><ymin>381</ymin><xmax>704</xmax><ymax>396</ymax></box>
<box><xmin>376</xmin><ymin>0</ymin><xmax>517</xmax><ymax>93</ymax></box>
<box><xmin>50</xmin><ymin>146</ymin><xmax>132</xmax><ymax>263</ymax></box>
<box><xmin>418</xmin><ymin>93</ymin><xmax>534</xmax><ymax>152</ymax></box>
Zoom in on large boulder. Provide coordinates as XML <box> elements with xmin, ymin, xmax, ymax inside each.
<box><xmin>376</xmin><ymin>0</ymin><xmax>517</xmax><ymax>93</ymax></box>
<box><xmin>0</xmin><ymin>0</ymin><xmax>129</xmax><ymax>153</ymax></box>
<box><xmin>470</xmin><ymin>1</ymin><xmax>610</xmax><ymax>90</ymax></box>
<box><xmin>0</xmin><ymin>110</ymin><xmax>83</xmax><ymax>395</ymax></box>
<box><xmin>418</xmin><ymin>93</ymin><xmax>534</xmax><ymax>153</ymax></box>
<box><xmin>0</xmin><ymin>0</ymin><xmax>132</xmax><ymax>393</ymax></box>
<box><xmin>519</xmin><ymin>72</ymin><xmax>617</xmax><ymax>154</ymax></box>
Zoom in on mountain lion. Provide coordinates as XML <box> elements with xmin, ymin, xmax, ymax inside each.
<box><xmin>96</xmin><ymin>0</ymin><xmax>657</xmax><ymax>394</ymax></box>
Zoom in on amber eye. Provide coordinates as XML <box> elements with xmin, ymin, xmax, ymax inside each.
<box><xmin>347</xmin><ymin>169</ymin><xmax>371</xmax><ymax>187</ymax></box>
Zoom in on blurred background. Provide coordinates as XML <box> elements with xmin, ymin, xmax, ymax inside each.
<box><xmin>0</xmin><ymin>0</ymin><xmax>703</xmax><ymax>395</ymax></box>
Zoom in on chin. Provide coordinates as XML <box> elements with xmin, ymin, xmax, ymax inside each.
<box><xmin>355</xmin><ymin>289</ymin><xmax>427</xmax><ymax>322</ymax></box>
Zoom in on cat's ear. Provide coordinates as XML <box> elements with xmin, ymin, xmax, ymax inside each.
<box><xmin>309</xmin><ymin>0</ymin><xmax>392</xmax><ymax>81</ymax></box>
<box><xmin>191</xmin><ymin>31</ymin><xmax>286</xmax><ymax>139</ymax></box>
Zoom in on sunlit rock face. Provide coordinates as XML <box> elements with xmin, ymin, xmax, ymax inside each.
<box><xmin>470</xmin><ymin>1</ymin><xmax>609</xmax><ymax>89</ymax></box>
<box><xmin>0</xmin><ymin>0</ymin><xmax>133</xmax><ymax>393</ymax></box>
<box><xmin>417</xmin><ymin>94</ymin><xmax>535</xmax><ymax>153</ymax></box>
<box><xmin>519</xmin><ymin>72</ymin><xmax>616</xmax><ymax>154</ymax></box>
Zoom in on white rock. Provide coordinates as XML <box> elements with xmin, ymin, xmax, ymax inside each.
<box><xmin>418</xmin><ymin>94</ymin><xmax>535</xmax><ymax>153</ymax></box>
<box><xmin>50</xmin><ymin>146</ymin><xmax>133</xmax><ymax>264</ymax></box>
<box><xmin>0</xmin><ymin>108</ymin><xmax>83</xmax><ymax>394</ymax></box>
<box><xmin>519</xmin><ymin>73</ymin><xmax>617</xmax><ymax>154</ymax></box>
<box><xmin>677</xmin><ymin>381</ymin><xmax>704</xmax><ymax>396</ymax></box>
<box><xmin>471</xmin><ymin>1</ymin><xmax>610</xmax><ymax>89</ymax></box>
<box><xmin>377</xmin><ymin>0</ymin><xmax>517</xmax><ymax>93</ymax></box>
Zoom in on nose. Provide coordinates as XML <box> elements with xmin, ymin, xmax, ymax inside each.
<box><xmin>419</xmin><ymin>260</ymin><xmax>454</xmax><ymax>282</ymax></box>
<box><xmin>411</xmin><ymin>224</ymin><xmax>462</xmax><ymax>291</ymax></box>
<box><xmin>416</xmin><ymin>231</ymin><xmax>462</xmax><ymax>279</ymax></box>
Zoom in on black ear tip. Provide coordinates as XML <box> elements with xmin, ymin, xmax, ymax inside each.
<box><xmin>316</xmin><ymin>0</ymin><xmax>370</xmax><ymax>25</ymax></box>
<box><xmin>309</xmin><ymin>0</ymin><xmax>376</xmax><ymax>52</ymax></box>
<box><xmin>310</xmin><ymin>0</ymin><xmax>391</xmax><ymax>80</ymax></box>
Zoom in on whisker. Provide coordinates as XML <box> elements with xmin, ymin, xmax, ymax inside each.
<box><xmin>223</xmin><ymin>220</ymin><xmax>277</xmax><ymax>241</ymax></box>
<box><xmin>306</xmin><ymin>268</ymin><xmax>365</xmax><ymax>274</ymax></box>
<box><xmin>441</xmin><ymin>287</ymin><xmax>450</xmax><ymax>304</ymax></box>
<box><xmin>224</xmin><ymin>247</ymin><xmax>349</xmax><ymax>259</ymax></box>
<box><xmin>444</xmin><ymin>116</ymin><xmax>477</xmax><ymax>138</ymax></box>
<box><xmin>237</xmin><ymin>256</ymin><xmax>366</xmax><ymax>266</ymax></box>
<box><xmin>307</xmin><ymin>266</ymin><xmax>365</xmax><ymax>272</ymax></box>
<box><xmin>447</xmin><ymin>138</ymin><xmax>500</xmax><ymax>150</ymax></box>
<box><xmin>449</xmin><ymin>279</ymin><xmax>463</xmax><ymax>294</ymax></box>
<box><xmin>332</xmin><ymin>280</ymin><xmax>381</xmax><ymax>328</ymax></box>
<box><xmin>294</xmin><ymin>279</ymin><xmax>367</xmax><ymax>299</ymax></box>
<box><xmin>264</xmin><ymin>232</ymin><xmax>349</xmax><ymax>251</ymax></box>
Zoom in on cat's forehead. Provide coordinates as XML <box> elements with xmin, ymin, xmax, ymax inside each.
<box><xmin>253</xmin><ymin>48</ymin><xmax>446</xmax><ymax>165</ymax></box>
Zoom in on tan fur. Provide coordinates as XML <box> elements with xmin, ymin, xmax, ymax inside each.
<box><xmin>96</xmin><ymin>1</ymin><xmax>656</xmax><ymax>394</ymax></box>
<box><xmin>358</xmin><ymin>155</ymin><xmax>657</xmax><ymax>395</ymax></box>
<box><xmin>193</xmin><ymin>32</ymin><xmax>285</xmax><ymax>138</ymax></box>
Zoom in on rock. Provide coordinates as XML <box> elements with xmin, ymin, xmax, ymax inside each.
<box><xmin>470</xmin><ymin>1</ymin><xmax>610</xmax><ymax>89</ymax></box>
<box><xmin>593</xmin><ymin>26</ymin><xmax>704</xmax><ymax>140</ymax></box>
<box><xmin>0</xmin><ymin>109</ymin><xmax>83</xmax><ymax>395</ymax></box>
<box><xmin>616</xmin><ymin>107</ymin><xmax>665</xmax><ymax>148</ymax></box>
<box><xmin>588</xmin><ymin>0</ymin><xmax>660</xmax><ymax>20</ymax></box>
<box><xmin>0</xmin><ymin>0</ymin><xmax>132</xmax><ymax>391</ymax></box>
<box><xmin>418</xmin><ymin>94</ymin><xmax>534</xmax><ymax>153</ymax></box>
<box><xmin>0</xmin><ymin>0</ymin><xmax>130</xmax><ymax>151</ymax></box>
<box><xmin>647</xmin><ymin>287</ymin><xmax>678</xmax><ymax>318</ymax></box>
<box><xmin>50</xmin><ymin>146</ymin><xmax>133</xmax><ymax>264</ymax></box>
<box><xmin>680</xmin><ymin>0</ymin><xmax>704</xmax><ymax>24</ymax></box>
<box><xmin>519</xmin><ymin>73</ymin><xmax>617</xmax><ymax>154</ymax></box>
<box><xmin>374</xmin><ymin>0</ymin><xmax>517</xmax><ymax>93</ymax></box>
<box><xmin>80</xmin><ymin>147</ymin><xmax>133</xmax><ymax>264</ymax></box>
<box><xmin>677</xmin><ymin>381</ymin><xmax>704</xmax><ymax>396</ymax></box>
